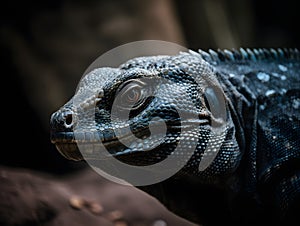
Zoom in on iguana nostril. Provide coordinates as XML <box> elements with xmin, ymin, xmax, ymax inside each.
<box><xmin>64</xmin><ymin>112</ymin><xmax>73</xmax><ymax>128</ymax></box>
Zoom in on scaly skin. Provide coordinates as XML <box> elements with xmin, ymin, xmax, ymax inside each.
<box><xmin>50</xmin><ymin>48</ymin><xmax>300</xmax><ymax>224</ymax></box>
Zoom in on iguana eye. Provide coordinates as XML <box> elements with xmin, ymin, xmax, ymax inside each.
<box><xmin>122</xmin><ymin>84</ymin><xmax>142</xmax><ymax>103</ymax></box>
<box><xmin>117</xmin><ymin>80</ymin><xmax>146</xmax><ymax>110</ymax></box>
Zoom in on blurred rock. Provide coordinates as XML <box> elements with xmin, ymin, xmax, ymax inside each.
<box><xmin>0</xmin><ymin>165</ymin><xmax>198</xmax><ymax>226</ymax></box>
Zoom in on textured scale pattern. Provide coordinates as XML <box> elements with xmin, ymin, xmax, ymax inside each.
<box><xmin>50</xmin><ymin>48</ymin><xmax>300</xmax><ymax>225</ymax></box>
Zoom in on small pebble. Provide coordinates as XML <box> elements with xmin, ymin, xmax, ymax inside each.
<box><xmin>106</xmin><ymin>210</ymin><xmax>124</xmax><ymax>221</ymax></box>
<box><xmin>87</xmin><ymin>202</ymin><xmax>104</xmax><ymax>215</ymax></box>
<box><xmin>69</xmin><ymin>196</ymin><xmax>85</xmax><ymax>210</ymax></box>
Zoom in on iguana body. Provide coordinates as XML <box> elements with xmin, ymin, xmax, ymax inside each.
<box><xmin>50</xmin><ymin>48</ymin><xmax>300</xmax><ymax>225</ymax></box>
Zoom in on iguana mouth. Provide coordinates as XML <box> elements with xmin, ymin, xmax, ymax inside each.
<box><xmin>50</xmin><ymin>131</ymin><xmax>125</xmax><ymax>161</ymax></box>
<box><xmin>51</xmin><ymin>116</ymin><xmax>211</xmax><ymax>163</ymax></box>
<box><xmin>50</xmin><ymin>128</ymin><xmax>169</xmax><ymax>162</ymax></box>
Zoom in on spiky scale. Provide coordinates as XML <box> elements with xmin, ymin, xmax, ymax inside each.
<box><xmin>246</xmin><ymin>48</ymin><xmax>257</xmax><ymax>61</ymax></box>
<box><xmin>208</xmin><ymin>49</ymin><xmax>219</xmax><ymax>62</ymax></box>
<box><xmin>270</xmin><ymin>48</ymin><xmax>278</xmax><ymax>59</ymax></box>
<box><xmin>198</xmin><ymin>49</ymin><xmax>212</xmax><ymax>62</ymax></box>
<box><xmin>239</xmin><ymin>48</ymin><xmax>248</xmax><ymax>59</ymax></box>
<box><xmin>224</xmin><ymin>49</ymin><xmax>235</xmax><ymax>61</ymax></box>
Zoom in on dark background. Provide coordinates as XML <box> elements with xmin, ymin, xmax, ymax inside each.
<box><xmin>0</xmin><ymin>0</ymin><xmax>299</xmax><ymax>175</ymax></box>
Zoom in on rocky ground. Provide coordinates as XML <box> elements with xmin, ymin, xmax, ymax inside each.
<box><xmin>0</xmin><ymin>165</ymin><xmax>198</xmax><ymax>226</ymax></box>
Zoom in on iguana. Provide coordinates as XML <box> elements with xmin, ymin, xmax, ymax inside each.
<box><xmin>50</xmin><ymin>48</ymin><xmax>300</xmax><ymax>225</ymax></box>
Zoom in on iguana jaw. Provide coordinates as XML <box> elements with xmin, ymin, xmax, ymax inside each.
<box><xmin>50</xmin><ymin>126</ymin><xmax>171</xmax><ymax>162</ymax></box>
<box><xmin>50</xmin><ymin>118</ymin><xmax>210</xmax><ymax>164</ymax></box>
<box><xmin>53</xmin><ymin>142</ymin><xmax>82</xmax><ymax>161</ymax></box>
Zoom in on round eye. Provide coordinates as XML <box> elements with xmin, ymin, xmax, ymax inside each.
<box><xmin>122</xmin><ymin>85</ymin><xmax>141</xmax><ymax>104</ymax></box>
<box><xmin>118</xmin><ymin>81</ymin><xmax>145</xmax><ymax>109</ymax></box>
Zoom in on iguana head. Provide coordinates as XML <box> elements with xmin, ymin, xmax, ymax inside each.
<box><xmin>50</xmin><ymin>52</ymin><xmax>241</xmax><ymax>180</ymax></box>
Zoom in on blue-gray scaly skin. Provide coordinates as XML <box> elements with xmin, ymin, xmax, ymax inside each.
<box><xmin>50</xmin><ymin>48</ymin><xmax>300</xmax><ymax>224</ymax></box>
